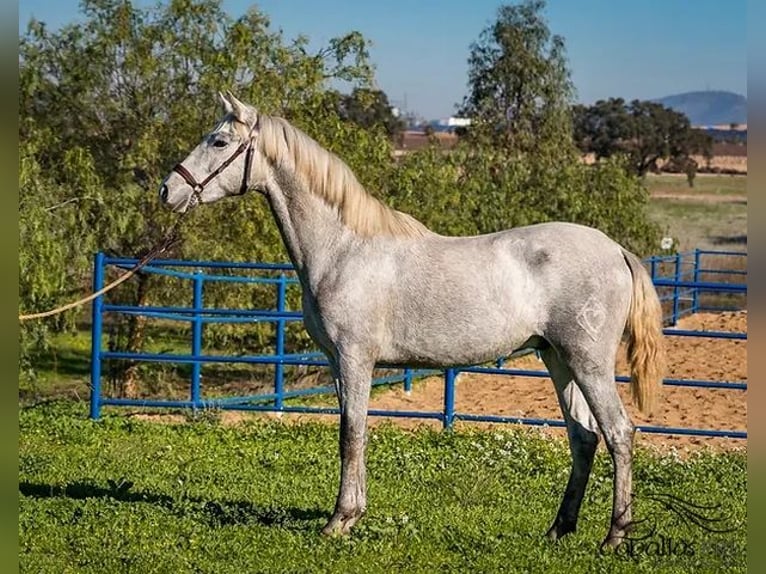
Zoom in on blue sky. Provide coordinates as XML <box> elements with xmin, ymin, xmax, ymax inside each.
<box><xmin>18</xmin><ymin>0</ymin><xmax>746</xmax><ymax>119</ymax></box>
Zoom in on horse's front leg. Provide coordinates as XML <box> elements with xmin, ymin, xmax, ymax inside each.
<box><xmin>321</xmin><ymin>351</ymin><xmax>373</xmax><ymax>536</ymax></box>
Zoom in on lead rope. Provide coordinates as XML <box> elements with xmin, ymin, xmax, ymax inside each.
<box><xmin>23</xmin><ymin>122</ymin><xmax>258</xmax><ymax>323</ymax></box>
<box><xmin>19</xmin><ymin>217</ymin><xmax>184</xmax><ymax>322</ymax></box>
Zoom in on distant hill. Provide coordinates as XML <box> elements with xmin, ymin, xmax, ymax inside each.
<box><xmin>653</xmin><ymin>91</ymin><xmax>746</xmax><ymax>126</ymax></box>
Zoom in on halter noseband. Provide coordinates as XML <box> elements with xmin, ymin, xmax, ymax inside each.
<box><xmin>172</xmin><ymin>120</ymin><xmax>258</xmax><ymax>204</ymax></box>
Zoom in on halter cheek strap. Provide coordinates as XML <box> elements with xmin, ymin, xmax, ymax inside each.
<box><xmin>238</xmin><ymin>144</ymin><xmax>254</xmax><ymax>196</ymax></box>
<box><xmin>172</xmin><ymin>119</ymin><xmax>258</xmax><ymax>202</ymax></box>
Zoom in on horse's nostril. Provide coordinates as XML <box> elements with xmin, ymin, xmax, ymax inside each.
<box><xmin>160</xmin><ymin>184</ymin><xmax>169</xmax><ymax>203</ymax></box>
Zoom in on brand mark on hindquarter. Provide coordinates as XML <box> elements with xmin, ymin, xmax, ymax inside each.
<box><xmin>577</xmin><ymin>295</ymin><xmax>606</xmax><ymax>341</ymax></box>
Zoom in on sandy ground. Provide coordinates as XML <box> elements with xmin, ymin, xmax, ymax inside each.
<box><xmin>581</xmin><ymin>154</ymin><xmax>747</xmax><ymax>174</ymax></box>
<box><xmin>649</xmin><ymin>192</ymin><xmax>746</xmax><ymax>203</ymax></box>
<box><xmin>689</xmin><ymin>154</ymin><xmax>746</xmax><ymax>173</ymax></box>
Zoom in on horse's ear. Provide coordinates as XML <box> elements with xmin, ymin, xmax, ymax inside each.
<box><xmin>224</xmin><ymin>90</ymin><xmax>253</xmax><ymax>123</ymax></box>
<box><xmin>218</xmin><ymin>91</ymin><xmax>234</xmax><ymax>115</ymax></box>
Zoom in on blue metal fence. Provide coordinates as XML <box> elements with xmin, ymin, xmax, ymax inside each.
<box><xmin>90</xmin><ymin>250</ymin><xmax>747</xmax><ymax>439</ymax></box>
<box><xmin>646</xmin><ymin>249</ymin><xmax>746</xmax><ymax>325</ymax></box>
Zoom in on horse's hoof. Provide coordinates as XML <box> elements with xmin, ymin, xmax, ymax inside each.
<box><xmin>320</xmin><ymin>522</ymin><xmax>343</xmax><ymax>537</ymax></box>
<box><xmin>599</xmin><ymin>533</ymin><xmax>627</xmax><ymax>550</ymax></box>
<box><xmin>546</xmin><ymin>520</ymin><xmax>576</xmax><ymax>541</ymax></box>
<box><xmin>320</xmin><ymin>511</ymin><xmax>362</xmax><ymax>537</ymax></box>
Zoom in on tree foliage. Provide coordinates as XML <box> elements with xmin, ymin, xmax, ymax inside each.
<box><xmin>572</xmin><ymin>98</ymin><xmax>714</xmax><ymax>175</ymax></box>
<box><xmin>387</xmin><ymin>144</ymin><xmax>658</xmax><ymax>255</ymax></box>
<box><xmin>336</xmin><ymin>88</ymin><xmax>406</xmax><ymax>142</ymax></box>
<box><xmin>459</xmin><ymin>0</ymin><xmax>575</xmax><ymax>155</ymax></box>
<box><xmin>448</xmin><ymin>2</ymin><xmax>658</xmax><ymax>249</ymax></box>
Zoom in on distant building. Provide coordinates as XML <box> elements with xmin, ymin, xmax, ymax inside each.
<box><xmin>426</xmin><ymin>117</ymin><xmax>471</xmax><ymax>133</ymax></box>
<box><xmin>442</xmin><ymin>117</ymin><xmax>471</xmax><ymax>127</ymax></box>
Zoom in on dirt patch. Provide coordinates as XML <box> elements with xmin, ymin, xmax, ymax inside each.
<box><xmin>582</xmin><ymin>153</ymin><xmax>747</xmax><ymax>174</ymax></box>
<box><xmin>650</xmin><ymin>192</ymin><xmax>746</xmax><ymax>204</ymax></box>
<box><xmin>691</xmin><ymin>154</ymin><xmax>747</xmax><ymax>174</ymax></box>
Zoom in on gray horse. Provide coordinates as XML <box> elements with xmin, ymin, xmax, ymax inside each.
<box><xmin>159</xmin><ymin>91</ymin><xmax>665</xmax><ymax>548</ymax></box>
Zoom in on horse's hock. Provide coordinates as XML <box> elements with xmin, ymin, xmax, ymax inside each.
<box><xmin>367</xmin><ymin>310</ymin><xmax>747</xmax><ymax>451</ymax></box>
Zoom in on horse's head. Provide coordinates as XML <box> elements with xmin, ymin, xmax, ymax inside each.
<box><xmin>159</xmin><ymin>91</ymin><xmax>269</xmax><ymax>212</ymax></box>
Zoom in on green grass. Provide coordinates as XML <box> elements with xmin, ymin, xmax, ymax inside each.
<box><xmin>644</xmin><ymin>174</ymin><xmax>747</xmax><ymax>197</ymax></box>
<box><xmin>648</xmin><ymin>198</ymin><xmax>747</xmax><ymax>252</ymax></box>
<box><xmin>20</xmin><ymin>401</ymin><xmax>746</xmax><ymax>573</ymax></box>
<box><xmin>644</xmin><ymin>173</ymin><xmax>747</xmax><ymax>252</ymax></box>
<box><xmin>22</xmin><ymin>331</ymin><xmax>92</xmax><ymax>395</ymax></box>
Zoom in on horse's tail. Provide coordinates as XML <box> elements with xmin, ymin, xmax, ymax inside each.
<box><xmin>621</xmin><ymin>249</ymin><xmax>665</xmax><ymax>414</ymax></box>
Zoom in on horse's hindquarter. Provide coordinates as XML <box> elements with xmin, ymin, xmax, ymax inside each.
<box><xmin>511</xmin><ymin>222</ymin><xmax>634</xmax><ymax>354</ymax></box>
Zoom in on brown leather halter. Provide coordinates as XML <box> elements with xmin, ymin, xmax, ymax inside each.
<box><xmin>172</xmin><ymin>120</ymin><xmax>258</xmax><ymax>203</ymax></box>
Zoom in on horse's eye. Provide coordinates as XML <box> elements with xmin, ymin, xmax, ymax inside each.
<box><xmin>213</xmin><ymin>139</ymin><xmax>228</xmax><ymax>148</ymax></box>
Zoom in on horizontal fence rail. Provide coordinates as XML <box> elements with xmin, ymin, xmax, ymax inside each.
<box><xmin>645</xmin><ymin>249</ymin><xmax>746</xmax><ymax>324</ymax></box>
<box><xmin>90</xmin><ymin>250</ymin><xmax>747</xmax><ymax>439</ymax></box>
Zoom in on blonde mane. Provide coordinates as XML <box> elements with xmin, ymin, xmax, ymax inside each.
<box><xmin>255</xmin><ymin>114</ymin><xmax>431</xmax><ymax>239</ymax></box>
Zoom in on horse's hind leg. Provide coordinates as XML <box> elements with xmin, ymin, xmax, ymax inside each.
<box><xmin>564</xmin><ymin>353</ymin><xmax>635</xmax><ymax>548</ymax></box>
<box><xmin>321</xmin><ymin>349</ymin><xmax>373</xmax><ymax>536</ymax></box>
<box><xmin>540</xmin><ymin>347</ymin><xmax>600</xmax><ymax>541</ymax></box>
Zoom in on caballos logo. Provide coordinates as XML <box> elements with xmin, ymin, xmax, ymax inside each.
<box><xmin>616</xmin><ymin>531</ymin><xmax>696</xmax><ymax>558</ymax></box>
<box><xmin>605</xmin><ymin>492</ymin><xmax>740</xmax><ymax>560</ymax></box>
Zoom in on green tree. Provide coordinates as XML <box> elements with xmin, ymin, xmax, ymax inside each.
<box><xmin>447</xmin><ymin>1</ymin><xmax>659</xmax><ymax>256</ymax></box>
<box><xmin>459</xmin><ymin>0</ymin><xmax>575</xmax><ymax>155</ymax></box>
<box><xmin>387</xmin><ymin>143</ymin><xmax>659</xmax><ymax>256</ymax></box>
<box><xmin>573</xmin><ymin>98</ymin><xmax>714</xmax><ymax>176</ymax></box>
<box><xmin>572</xmin><ymin>98</ymin><xmax>632</xmax><ymax>160</ymax></box>
<box><xmin>337</xmin><ymin>87</ymin><xmax>406</xmax><ymax>141</ymax></box>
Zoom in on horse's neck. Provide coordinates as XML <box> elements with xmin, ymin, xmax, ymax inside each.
<box><xmin>266</xmin><ymin>170</ymin><xmax>352</xmax><ymax>290</ymax></box>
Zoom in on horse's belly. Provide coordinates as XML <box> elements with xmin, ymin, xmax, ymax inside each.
<box><xmin>382</xmin><ymin>314</ymin><xmax>531</xmax><ymax>367</ymax></box>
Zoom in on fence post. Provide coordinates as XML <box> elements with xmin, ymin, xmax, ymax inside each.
<box><xmin>443</xmin><ymin>369</ymin><xmax>457</xmax><ymax>429</ymax></box>
<box><xmin>649</xmin><ymin>256</ymin><xmax>662</xmax><ymax>323</ymax></box>
<box><xmin>90</xmin><ymin>252</ymin><xmax>105</xmax><ymax>420</ymax></box>
<box><xmin>403</xmin><ymin>368</ymin><xmax>413</xmax><ymax>394</ymax></box>
<box><xmin>191</xmin><ymin>271</ymin><xmax>204</xmax><ymax>408</ymax></box>
<box><xmin>274</xmin><ymin>274</ymin><xmax>287</xmax><ymax>411</ymax></box>
<box><xmin>692</xmin><ymin>249</ymin><xmax>701</xmax><ymax>313</ymax></box>
<box><xmin>672</xmin><ymin>252</ymin><xmax>682</xmax><ymax>325</ymax></box>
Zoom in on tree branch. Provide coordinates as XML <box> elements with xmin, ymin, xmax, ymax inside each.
<box><xmin>43</xmin><ymin>196</ymin><xmax>97</xmax><ymax>212</ymax></box>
